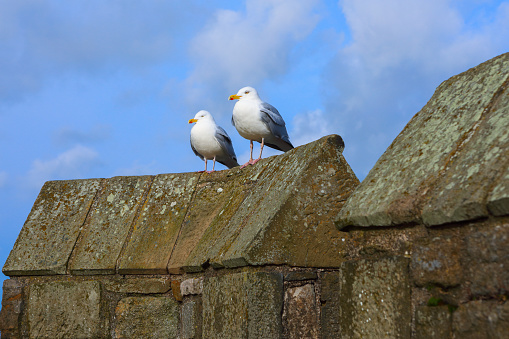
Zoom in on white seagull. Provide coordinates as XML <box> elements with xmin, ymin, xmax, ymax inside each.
<box><xmin>229</xmin><ymin>86</ymin><xmax>294</xmax><ymax>168</ymax></box>
<box><xmin>188</xmin><ymin>110</ymin><xmax>239</xmax><ymax>172</ymax></box>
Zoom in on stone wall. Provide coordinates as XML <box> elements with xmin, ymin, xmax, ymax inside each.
<box><xmin>1</xmin><ymin>53</ymin><xmax>508</xmax><ymax>338</ymax></box>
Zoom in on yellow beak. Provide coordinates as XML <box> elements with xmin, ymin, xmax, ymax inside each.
<box><xmin>229</xmin><ymin>94</ymin><xmax>241</xmax><ymax>101</ymax></box>
<box><xmin>188</xmin><ymin>118</ymin><xmax>198</xmax><ymax>124</ymax></box>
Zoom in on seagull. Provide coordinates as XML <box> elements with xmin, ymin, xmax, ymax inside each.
<box><xmin>188</xmin><ymin>110</ymin><xmax>239</xmax><ymax>173</ymax></box>
<box><xmin>229</xmin><ymin>86</ymin><xmax>294</xmax><ymax>168</ymax></box>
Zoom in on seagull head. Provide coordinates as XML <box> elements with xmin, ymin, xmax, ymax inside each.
<box><xmin>229</xmin><ymin>86</ymin><xmax>259</xmax><ymax>101</ymax></box>
<box><xmin>188</xmin><ymin>110</ymin><xmax>215</xmax><ymax>124</ymax></box>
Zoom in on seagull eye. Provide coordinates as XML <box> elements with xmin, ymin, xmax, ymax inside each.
<box><xmin>244</xmin><ymin>90</ymin><xmax>250</xmax><ymax>94</ymax></box>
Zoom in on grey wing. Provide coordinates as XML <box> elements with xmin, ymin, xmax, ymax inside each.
<box><xmin>190</xmin><ymin>138</ymin><xmax>204</xmax><ymax>160</ymax></box>
<box><xmin>215</xmin><ymin>126</ymin><xmax>238</xmax><ymax>161</ymax></box>
<box><xmin>259</xmin><ymin>102</ymin><xmax>292</xmax><ymax>144</ymax></box>
<box><xmin>260</xmin><ymin>102</ymin><xmax>285</xmax><ymax>126</ymax></box>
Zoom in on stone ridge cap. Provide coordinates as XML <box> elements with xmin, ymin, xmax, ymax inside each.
<box><xmin>335</xmin><ymin>52</ymin><xmax>509</xmax><ymax>229</ymax></box>
<box><xmin>4</xmin><ymin>134</ymin><xmax>358</xmax><ymax>276</ymax></box>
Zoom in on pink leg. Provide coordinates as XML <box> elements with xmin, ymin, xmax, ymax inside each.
<box><xmin>240</xmin><ymin>141</ymin><xmax>255</xmax><ymax>169</ymax></box>
<box><xmin>241</xmin><ymin>139</ymin><xmax>264</xmax><ymax>168</ymax></box>
<box><xmin>250</xmin><ymin>138</ymin><xmax>264</xmax><ymax>165</ymax></box>
<box><xmin>197</xmin><ymin>159</ymin><xmax>207</xmax><ymax>173</ymax></box>
<box><xmin>206</xmin><ymin>157</ymin><xmax>216</xmax><ymax>173</ymax></box>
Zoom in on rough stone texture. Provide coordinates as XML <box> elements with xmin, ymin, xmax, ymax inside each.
<box><xmin>69</xmin><ymin>175</ymin><xmax>152</xmax><ymax>275</ymax></box>
<box><xmin>114</xmin><ymin>296</ymin><xmax>179</xmax><ymax>339</ymax></box>
<box><xmin>181</xmin><ymin>277</ymin><xmax>203</xmax><ymax>296</ymax></box>
<box><xmin>452</xmin><ymin>300</ymin><xmax>509</xmax><ymax>338</ymax></box>
<box><xmin>464</xmin><ymin>219</ymin><xmax>509</xmax><ymax>296</ymax></box>
<box><xmin>415</xmin><ymin>306</ymin><xmax>452</xmax><ymax>339</ymax></box>
<box><xmin>421</xmin><ymin>73</ymin><xmax>509</xmax><ymax>225</ymax></box>
<box><xmin>0</xmin><ymin>279</ymin><xmax>23</xmax><ymax>338</ymax></box>
<box><xmin>284</xmin><ymin>284</ymin><xmax>318</xmax><ymax>339</ymax></box>
<box><xmin>182</xmin><ymin>299</ymin><xmax>202</xmax><ymax>339</ymax></box>
<box><xmin>118</xmin><ymin>173</ymin><xmax>198</xmax><ymax>274</ymax></box>
<box><xmin>2</xmin><ymin>54</ymin><xmax>509</xmax><ymax>339</ymax></box>
<box><xmin>337</xmin><ymin>257</ymin><xmax>412</xmax><ymax>338</ymax></box>
<box><xmin>3</xmin><ymin>135</ymin><xmax>358</xmax><ymax>278</ymax></box>
<box><xmin>215</xmin><ymin>135</ymin><xmax>358</xmax><ymax>268</ymax></box>
<box><xmin>285</xmin><ymin>271</ymin><xmax>318</xmax><ymax>281</ymax></box>
<box><xmin>320</xmin><ymin>271</ymin><xmax>341</xmax><ymax>339</ymax></box>
<box><xmin>411</xmin><ymin>236</ymin><xmax>463</xmax><ymax>287</ymax></box>
<box><xmin>3</xmin><ymin>179</ymin><xmax>101</xmax><ymax>276</ymax></box>
<box><xmin>168</xmin><ymin>169</ymin><xmax>244</xmax><ymax>273</ymax></box>
<box><xmin>28</xmin><ymin>281</ymin><xmax>103</xmax><ymax>339</ymax></box>
<box><xmin>171</xmin><ymin>280</ymin><xmax>183</xmax><ymax>301</ymax></box>
<box><xmin>488</xmin><ymin>166</ymin><xmax>509</xmax><ymax>216</ymax></box>
<box><xmin>202</xmin><ymin>271</ymin><xmax>283</xmax><ymax>339</ymax></box>
<box><xmin>336</xmin><ymin>52</ymin><xmax>509</xmax><ymax>228</ymax></box>
<box><xmin>103</xmin><ymin>277</ymin><xmax>171</xmax><ymax>294</ymax></box>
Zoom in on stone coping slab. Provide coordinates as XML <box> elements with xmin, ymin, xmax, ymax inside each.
<box><xmin>3</xmin><ymin>134</ymin><xmax>359</xmax><ymax>276</ymax></box>
<box><xmin>3</xmin><ymin>179</ymin><xmax>102</xmax><ymax>275</ymax></box>
<box><xmin>336</xmin><ymin>52</ymin><xmax>509</xmax><ymax>229</ymax></box>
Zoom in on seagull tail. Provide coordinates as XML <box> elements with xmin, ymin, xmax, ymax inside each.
<box><xmin>265</xmin><ymin>139</ymin><xmax>294</xmax><ymax>152</ymax></box>
<box><xmin>219</xmin><ymin>157</ymin><xmax>240</xmax><ymax>169</ymax></box>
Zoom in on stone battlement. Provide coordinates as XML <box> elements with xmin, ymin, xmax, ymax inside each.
<box><xmin>1</xmin><ymin>53</ymin><xmax>508</xmax><ymax>338</ymax></box>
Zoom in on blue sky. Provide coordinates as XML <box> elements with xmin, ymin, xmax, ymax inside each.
<box><xmin>1</xmin><ymin>0</ymin><xmax>508</xmax><ymax>288</ymax></box>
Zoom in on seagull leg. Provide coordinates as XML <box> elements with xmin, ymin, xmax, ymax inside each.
<box><xmin>203</xmin><ymin>159</ymin><xmax>208</xmax><ymax>173</ymax></box>
<box><xmin>240</xmin><ymin>140</ymin><xmax>255</xmax><ymax>169</ymax></box>
<box><xmin>197</xmin><ymin>159</ymin><xmax>207</xmax><ymax>173</ymax></box>
<box><xmin>207</xmin><ymin>156</ymin><xmax>216</xmax><ymax>174</ymax></box>
<box><xmin>250</xmin><ymin>138</ymin><xmax>264</xmax><ymax>165</ymax></box>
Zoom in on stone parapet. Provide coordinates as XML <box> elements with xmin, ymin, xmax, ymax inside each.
<box><xmin>336</xmin><ymin>52</ymin><xmax>509</xmax><ymax>228</ymax></box>
<box><xmin>1</xmin><ymin>53</ymin><xmax>508</xmax><ymax>338</ymax></box>
<box><xmin>3</xmin><ymin>134</ymin><xmax>358</xmax><ymax>278</ymax></box>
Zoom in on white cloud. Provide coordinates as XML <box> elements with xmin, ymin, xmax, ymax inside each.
<box><xmin>291</xmin><ymin>109</ymin><xmax>334</xmax><ymax>146</ymax></box>
<box><xmin>0</xmin><ymin>1</ymin><xmax>202</xmax><ymax>102</ymax></box>
<box><xmin>178</xmin><ymin>0</ymin><xmax>321</xmax><ymax>115</ymax></box>
<box><xmin>321</xmin><ymin>0</ymin><xmax>509</xmax><ymax>178</ymax></box>
<box><xmin>26</xmin><ymin>145</ymin><xmax>100</xmax><ymax>189</ymax></box>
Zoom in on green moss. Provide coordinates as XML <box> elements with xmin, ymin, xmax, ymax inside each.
<box><xmin>427</xmin><ymin>296</ymin><xmax>444</xmax><ymax>307</ymax></box>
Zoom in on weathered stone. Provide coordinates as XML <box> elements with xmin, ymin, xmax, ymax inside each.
<box><xmin>69</xmin><ymin>176</ymin><xmax>152</xmax><ymax>275</ymax></box>
<box><xmin>182</xmin><ymin>299</ymin><xmax>202</xmax><ymax>339</ymax></box>
<box><xmin>118</xmin><ymin>173</ymin><xmax>199</xmax><ymax>274</ymax></box>
<box><xmin>284</xmin><ymin>284</ymin><xmax>318</xmax><ymax>339</ymax></box>
<box><xmin>465</xmin><ymin>221</ymin><xmax>509</xmax><ymax>296</ymax></box>
<box><xmin>410</xmin><ymin>236</ymin><xmax>463</xmax><ymax>287</ymax></box>
<box><xmin>181</xmin><ymin>162</ymin><xmax>275</xmax><ymax>271</ymax></box>
<box><xmin>28</xmin><ymin>281</ymin><xmax>103</xmax><ymax>339</ymax></box>
<box><xmin>422</xmin><ymin>76</ymin><xmax>509</xmax><ymax>225</ymax></box>
<box><xmin>103</xmin><ymin>277</ymin><xmax>171</xmax><ymax>294</ymax></box>
<box><xmin>114</xmin><ymin>296</ymin><xmax>179</xmax><ymax>339</ymax></box>
<box><xmin>487</xmin><ymin>166</ymin><xmax>509</xmax><ymax>216</ymax></box>
<box><xmin>0</xmin><ymin>279</ymin><xmax>23</xmax><ymax>337</ymax></box>
<box><xmin>453</xmin><ymin>300</ymin><xmax>509</xmax><ymax>338</ymax></box>
<box><xmin>337</xmin><ymin>257</ymin><xmax>411</xmax><ymax>338</ymax></box>
<box><xmin>3</xmin><ymin>179</ymin><xmax>101</xmax><ymax>276</ymax></box>
<box><xmin>168</xmin><ymin>169</ymin><xmax>247</xmax><ymax>273</ymax></box>
<box><xmin>169</xmin><ymin>135</ymin><xmax>357</xmax><ymax>272</ymax></box>
<box><xmin>320</xmin><ymin>271</ymin><xmax>341</xmax><ymax>339</ymax></box>
<box><xmin>336</xmin><ymin>52</ymin><xmax>509</xmax><ymax>228</ymax></box>
<box><xmin>284</xmin><ymin>271</ymin><xmax>318</xmax><ymax>281</ymax></box>
<box><xmin>171</xmin><ymin>280</ymin><xmax>183</xmax><ymax>302</ymax></box>
<box><xmin>181</xmin><ymin>277</ymin><xmax>203</xmax><ymax>296</ymax></box>
<box><xmin>218</xmin><ymin>135</ymin><xmax>358</xmax><ymax>268</ymax></box>
<box><xmin>415</xmin><ymin>306</ymin><xmax>452</xmax><ymax>339</ymax></box>
<box><xmin>202</xmin><ymin>271</ymin><xmax>283</xmax><ymax>339</ymax></box>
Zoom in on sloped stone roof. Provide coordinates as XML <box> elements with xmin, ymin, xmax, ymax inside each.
<box><xmin>336</xmin><ymin>52</ymin><xmax>509</xmax><ymax>228</ymax></box>
<box><xmin>3</xmin><ymin>135</ymin><xmax>359</xmax><ymax>276</ymax></box>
